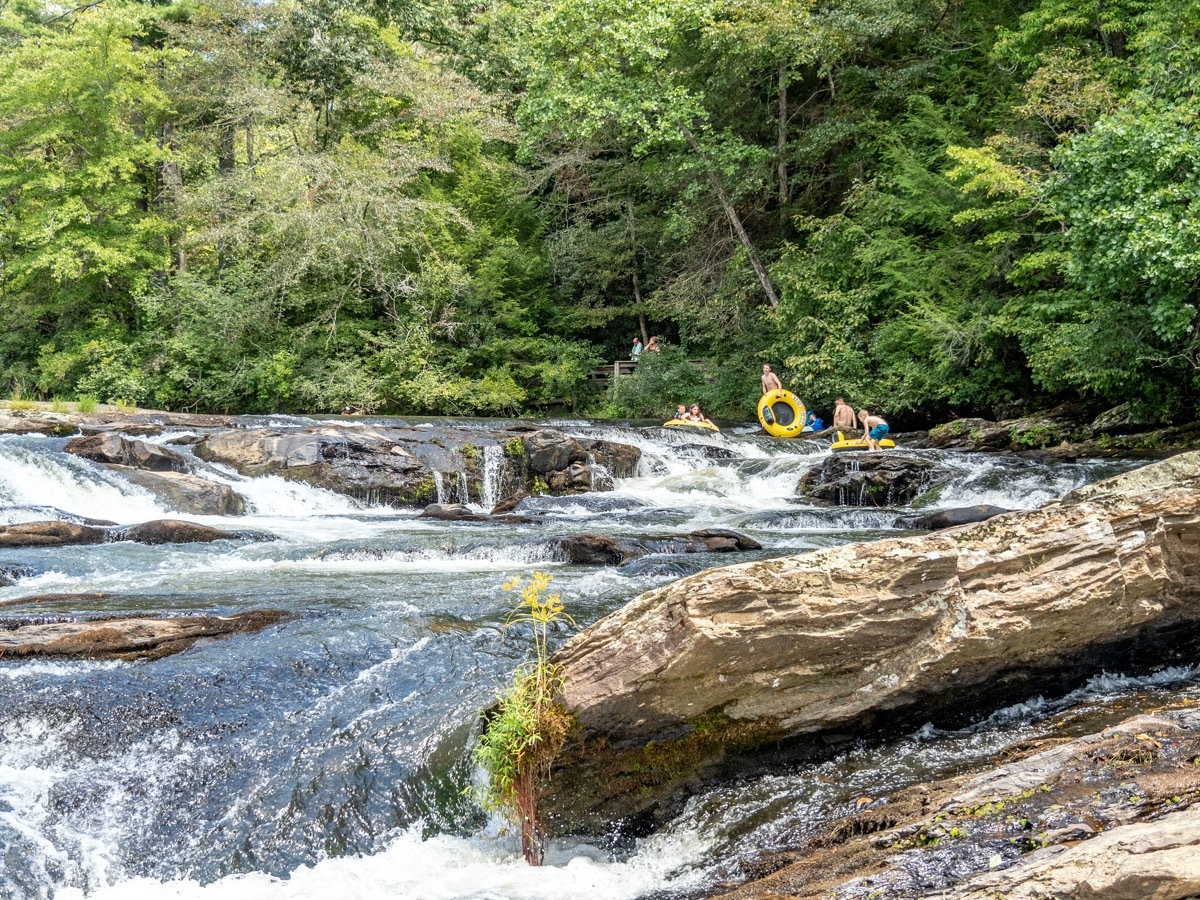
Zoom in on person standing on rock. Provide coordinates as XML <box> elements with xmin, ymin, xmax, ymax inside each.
<box><xmin>833</xmin><ymin>398</ymin><xmax>857</xmax><ymax>431</ymax></box>
<box><xmin>859</xmin><ymin>409</ymin><xmax>890</xmax><ymax>451</ymax></box>
<box><xmin>761</xmin><ymin>364</ymin><xmax>783</xmax><ymax>395</ymax></box>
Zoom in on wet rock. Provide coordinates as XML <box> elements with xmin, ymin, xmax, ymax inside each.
<box><xmin>106</xmin><ymin>467</ymin><xmax>247</xmax><ymax>516</ymax></box>
<box><xmin>799</xmin><ymin>454</ymin><xmax>944</xmax><ymax>506</ymax></box>
<box><xmin>419</xmin><ymin>503</ymin><xmax>488</xmax><ymax>522</ymax></box>
<box><xmin>65</xmin><ymin>433</ymin><xmax>184</xmax><ymax>471</ymax></box>
<box><xmin>78</xmin><ymin>422</ymin><xmax>164</xmax><ymax>437</ymax></box>
<box><xmin>112</xmin><ymin>520</ymin><xmax>237</xmax><ymax>544</ymax></box>
<box><xmin>583</xmin><ymin>439</ymin><xmax>643</xmax><ymax>476</ymax></box>
<box><xmin>550</xmin><ymin>529</ymin><xmax>761</xmax><ymax>566</ymax></box>
<box><xmin>1089</xmin><ymin>401</ymin><xmax>1158</xmax><ymax>436</ymax></box>
<box><xmin>543</xmin><ymin>452</ymin><xmax>1200</xmax><ymax>832</ymax></box>
<box><xmin>491</xmin><ymin>492</ymin><xmax>529</xmax><ymax>515</ymax></box>
<box><xmin>523</xmin><ymin>430</ymin><xmax>587</xmax><ymax>474</ymax></box>
<box><xmin>893</xmin><ymin>505</ymin><xmax>1011</xmax><ymax>531</ymax></box>
<box><xmin>0</xmin><ymin>565</ymin><xmax>34</xmax><ymax>586</ymax></box>
<box><xmin>0</xmin><ymin>609</ymin><xmax>288</xmax><ymax>660</ymax></box>
<box><xmin>195</xmin><ymin>428</ymin><xmax>437</xmax><ymax>507</ymax></box>
<box><xmin>0</xmin><ymin>520</ymin><xmax>109</xmax><ymax>547</ymax></box>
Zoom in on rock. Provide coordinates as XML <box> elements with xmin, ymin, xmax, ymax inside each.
<box><xmin>947</xmin><ymin>810</ymin><xmax>1200</xmax><ymax>900</ymax></box>
<box><xmin>724</xmin><ymin>707</ymin><xmax>1200</xmax><ymax>900</ymax></box>
<box><xmin>0</xmin><ymin>411</ymin><xmax>78</xmax><ymax>437</ymax></box>
<box><xmin>583</xmin><ymin>439</ymin><xmax>643</xmax><ymax>476</ymax></box>
<box><xmin>800</xmin><ymin>454</ymin><xmax>944</xmax><ymax>506</ymax></box>
<box><xmin>64</xmin><ymin>433</ymin><xmax>184</xmax><ymax>471</ymax></box>
<box><xmin>0</xmin><ymin>610</ymin><xmax>287</xmax><ymax>660</ymax></box>
<box><xmin>418</xmin><ymin>503</ymin><xmax>489</xmax><ymax>522</ymax></box>
<box><xmin>0</xmin><ymin>565</ymin><xmax>34</xmax><ymax>586</ymax></box>
<box><xmin>106</xmin><ymin>467</ymin><xmax>247</xmax><ymax>516</ymax></box>
<box><xmin>0</xmin><ymin>520</ymin><xmax>109</xmax><ymax>547</ymax></box>
<box><xmin>523</xmin><ymin>430</ymin><xmax>587</xmax><ymax>474</ymax></box>
<box><xmin>491</xmin><ymin>492</ymin><xmax>529</xmax><ymax>515</ymax></box>
<box><xmin>543</xmin><ymin>451</ymin><xmax>1200</xmax><ymax>832</ymax></box>
<box><xmin>78</xmin><ymin>422</ymin><xmax>164</xmax><ymax>437</ymax></box>
<box><xmin>112</xmin><ymin>520</ymin><xmax>237</xmax><ymax>544</ymax></box>
<box><xmin>195</xmin><ymin>428</ymin><xmax>437</xmax><ymax>507</ymax></box>
<box><xmin>1089</xmin><ymin>401</ymin><xmax>1158</xmax><ymax>436</ymax></box>
<box><xmin>894</xmin><ymin>505</ymin><xmax>1011</xmax><ymax>530</ymax></box>
<box><xmin>549</xmin><ymin>529</ymin><xmax>761</xmax><ymax>566</ymax></box>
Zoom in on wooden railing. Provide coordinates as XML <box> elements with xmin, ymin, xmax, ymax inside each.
<box><xmin>588</xmin><ymin>358</ymin><xmax>709</xmax><ymax>382</ymax></box>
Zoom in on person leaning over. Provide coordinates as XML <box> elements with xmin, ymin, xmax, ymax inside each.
<box><xmin>761</xmin><ymin>364</ymin><xmax>783</xmax><ymax>394</ymax></box>
<box><xmin>833</xmin><ymin>397</ymin><xmax>857</xmax><ymax>430</ymax></box>
<box><xmin>858</xmin><ymin>409</ymin><xmax>889</xmax><ymax>451</ymax></box>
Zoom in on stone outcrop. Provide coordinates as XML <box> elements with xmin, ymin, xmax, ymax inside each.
<box><xmin>894</xmin><ymin>504</ymin><xmax>1011</xmax><ymax>531</ymax></box>
<box><xmin>544</xmin><ymin>451</ymin><xmax>1200</xmax><ymax>831</ymax></box>
<box><xmin>416</xmin><ymin>503</ymin><xmax>531</xmax><ymax>524</ymax></box>
<box><xmin>64</xmin><ymin>433</ymin><xmax>184</xmax><ymax>471</ymax></box>
<box><xmin>107</xmin><ymin>467</ymin><xmax>247</xmax><ymax>516</ymax></box>
<box><xmin>0</xmin><ymin>565</ymin><xmax>33</xmax><ymax>586</ymax></box>
<box><xmin>111</xmin><ymin>519</ymin><xmax>238</xmax><ymax>544</ymax></box>
<box><xmin>0</xmin><ymin>610</ymin><xmax>287</xmax><ymax>660</ymax></box>
<box><xmin>548</xmin><ymin>529</ymin><xmax>762</xmax><ymax>566</ymax></box>
<box><xmin>727</xmin><ymin>707</ymin><xmax>1200</xmax><ymax>899</ymax></box>
<box><xmin>799</xmin><ymin>453</ymin><xmax>945</xmax><ymax>506</ymax></box>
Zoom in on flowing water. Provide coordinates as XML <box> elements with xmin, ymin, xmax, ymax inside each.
<box><xmin>0</xmin><ymin>418</ymin><xmax>1191</xmax><ymax>900</ymax></box>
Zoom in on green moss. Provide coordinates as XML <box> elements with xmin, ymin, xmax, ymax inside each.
<box><xmin>504</xmin><ymin>437</ymin><xmax>526</xmax><ymax>459</ymax></box>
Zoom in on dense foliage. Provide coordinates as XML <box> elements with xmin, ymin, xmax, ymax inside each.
<box><xmin>1</xmin><ymin>0</ymin><xmax>1197</xmax><ymax>421</ymax></box>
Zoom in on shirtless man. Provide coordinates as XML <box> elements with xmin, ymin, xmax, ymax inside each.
<box><xmin>833</xmin><ymin>397</ymin><xmax>857</xmax><ymax>431</ymax></box>
<box><xmin>858</xmin><ymin>409</ymin><xmax>890</xmax><ymax>451</ymax></box>
<box><xmin>761</xmin><ymin>364</ymin><xmax>783</xmax><ymax>395</ymax></box>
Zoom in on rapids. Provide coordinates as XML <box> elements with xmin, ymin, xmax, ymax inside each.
<box><xmin>0</xmin><ymin>417</ymin><xmax>1191</xmax><ymax>900</ymax></box>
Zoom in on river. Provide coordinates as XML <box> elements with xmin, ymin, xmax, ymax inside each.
<box><xmin>1</xmin><ymin>417</ymin><xmax>1195</xmax><ymax>899</ymax></box>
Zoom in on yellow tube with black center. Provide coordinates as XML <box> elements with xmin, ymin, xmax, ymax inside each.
<box><xmin>757</xmin><ymin>390</ymin><xmax>807</xmax><ymax>438</ymax></box>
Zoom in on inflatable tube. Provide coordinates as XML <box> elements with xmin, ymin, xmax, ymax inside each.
<box><xmin>663</xmin><ymin>418</ymin><xmax>720</xmax><ymax>432</ymax></box>
<box><xmin>757</xmin><ymin>390</ymin><xmax>807</xmax><ymax>438</ymax></box>
<box><xmin>831</xmin><ymin>430</ymin><xmax>895</xmax><ymax>452</ymax></box>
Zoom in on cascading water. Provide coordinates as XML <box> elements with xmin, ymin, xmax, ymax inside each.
<box><xmin>0</xmin><ymin>422</ymin><xmax>1168</xmax><ymax>900</ymax></box>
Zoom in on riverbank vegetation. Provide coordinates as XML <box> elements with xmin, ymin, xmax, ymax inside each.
<box><xmin>1</xmin><ymin>0</ymin><xmax>1196</xmax><ymax>422</ymax></box>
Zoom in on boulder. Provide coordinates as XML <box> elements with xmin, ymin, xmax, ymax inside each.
<box><xmin>0</xmin><ymin>609</ymin><xmax>287</xmax><ymax>660</ymax></box>
<box><xmin>583</xmin><ymin>439</ymin><xmax>643</xmax><ymax>476</ymax></box>
<box><xmin>549</xmin><ymin>529</ymin><xmax>762</xmax><ymax>566</ymax></box>
<box><xmin>523</xmin><ymin>430</ymin><xmax>587</xmax><ymax>475</ymax></box>
<box><xmin>543</xmin><ymin>452</ymin><xmax>1200</xmax><ymax>831</ymax></box>
<box><xmin>799</xmin><ymin>454</ymin><xmax>944</xmax><ymax>506</ymax></box>
<box><xmin>491</xmin><ymin>492</ymin><xmax>529</xmax><ymax>515</ymax></box>
<box><xmin>0</xmin><ymin>520</ymin><xmax>108</xmax><ymax>547</ymax></box>
<box><xmin>112</xmin><ymin>520</ymin><xmax>236</xmax><ymax>544</ymax></box>
<box><xmin>0</xmin><ymin>565</ymin><xmax>34</xmax><ymax>586</ymax></box>
<box><xmin>65</xmin><ymin>433</ymin><xmax>184</xmax><ymax>471</ymax></box>
<box><xmin>893</xmin><ymin>504</ymin><xmax>1011</xmax><ymax>531</ymax></box>
<box><xmin>106</xmin><ymin>467</ymin><xmax>247</xmax><ymax>516</ymax></box>
<box><xmin>0</xmin><ymin>411</ymin><xmax>78</xmax><ymax>437</ymax></box>
<box><xmin>194</xmin><ymin>428</ymin><xmax>437</xmax><ymax>507</ymax></box>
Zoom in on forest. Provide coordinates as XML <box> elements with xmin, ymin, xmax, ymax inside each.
<box><xmin>0</xmin><ymin>0</ymin><xmax>1196</xmax><ymax>423</ymax></box>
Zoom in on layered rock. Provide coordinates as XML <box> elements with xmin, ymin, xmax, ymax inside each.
<box><xmin>0</xmin><ymin>610</ymin><xmax>287</xmax><ymax>660</ymax></box>
<box><xmin>727</xmin><ymin>707</ymin><xmax>1200</xmax><ymax>899</ymax></box>
<box><xmin>549</xmin><ymin>529</ymin><xmax>762</xmax><ymax>566</ymax></box>
<box><xmin>107</xmin><ymin>467</ymin><xmax>247</xmax><ymax>516</ymax></box>
<box><xmin>799</xmin><ymin>453</ymin><xmax>945</xmax><ymax>506</ymax></box>
<box><xmin>0</xmin><ymin>520</ymin><xmax>109</xmax><ymax>547</ymax></box>
<box><xmin>0</xmin><ymin>519</ymin><xmax>252</xmax><ymax>547</ymax></box>
<box><xmin>544</xmin><ymin>452</ymin><xmax>1200</xmax><ymax>831</ymax></box>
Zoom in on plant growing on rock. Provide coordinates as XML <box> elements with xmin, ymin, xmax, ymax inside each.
<box><xmin>472</xmin><ymin>572</ymin><xmax>575</xmax><ymax>865</ymax></box>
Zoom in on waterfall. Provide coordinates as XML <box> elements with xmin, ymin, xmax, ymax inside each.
<box><xmin>481</xmin><ymin>445</ymin><xmax>504</xmax><ymax>511</ymax></box>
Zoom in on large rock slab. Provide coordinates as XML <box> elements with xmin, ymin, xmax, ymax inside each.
<box><xmin>64</xmin><ymin>433</ymin><xmax>184</xmax><ymax>471</ymax></box>
<box><xmin>0</xmin><ymin>519</ymin><xmax>253</xmax><ymax>547</ymax></box>
<box><xmin>549</xmin><ymin>530</ymin><xmax>762</xmax><ymax>565</ymax></box>
<box><xmin>546</xmin><ymin>452</ymin><xmax>1200</xmax><ymax>830</ymax></box>
<box><xmin>106</xmin><ymin>466</ymin><xmax>247</xmax><ymax>516</ymax></box>
<box><xmin>0</xmin><ymin>521</ymin><xmax>108</xmax><ymax>547</ymax></box>
<box><xmin>0</xmin><ymin>610</ymin><xmax>287</xmax><ymax>660</ymax></box>
<box><xmin>111</xmin><ymin>519</ymin><xmax>238</xmax><ymax>544</ymax></box>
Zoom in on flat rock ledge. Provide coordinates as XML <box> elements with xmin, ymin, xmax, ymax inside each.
<box><xmin>0</xmin><ymin>610</ymin><xmax>286</xmax><ymax>660</ymax></box>
<box><xmin>0</xmin><ymin>519</ymin><xmax>260</xmax><ymax>547</ymax></box>
<box><xmin>726</xmin><ymin>706</ymin><xmax>1200</xmax><ymax>899</ymax></box>
<box><xmin>542</xmin><ymin>451</ymin><xmax>1200</xmax><ymax>833</ymax></box>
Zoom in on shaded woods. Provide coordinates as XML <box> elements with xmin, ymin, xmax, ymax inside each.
<box><xmin>1</xmin><ymin>0</ymin><xmax>1197</xmax><ymax>421</ymax></box>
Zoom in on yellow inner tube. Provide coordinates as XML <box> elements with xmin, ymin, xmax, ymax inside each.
<box><xmin>831</xmin><ymin>430</ymin><xmax>896</xmax><ymax>452</ymax></box>
<box><xmin>663</xmin><ymin>418</ymin><xmax>720</xmax><ymax>432</ymax></box>
<box><xmin>757</xmin><ymin>390</ymin><xmax>807</xmax><ymax>438</ymax></box>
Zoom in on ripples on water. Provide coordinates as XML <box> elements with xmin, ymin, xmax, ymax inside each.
<box><xmin>0</xmin><ymin>420</ymin><xmax>1175</xmax><ymax>899</ymax></box>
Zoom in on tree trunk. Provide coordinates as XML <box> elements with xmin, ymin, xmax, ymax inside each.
<box><xmin>679</xmin><ymin>122</ymin><xmax>780</xmax><ymax>307</ymax></box>
<box><xmin>161</xmin><ymin>122</ymin><xmax>186</xmax><ymax>273</ymax></box>
<box><xmin>778</xmin><ymin>63</ymin><xmax>789</xmax><ymax>229</ymax></box>
<box><xmin>627</xmin><ymin>194</ymin><xmax>651</xmax><ymax>344</ymax></box>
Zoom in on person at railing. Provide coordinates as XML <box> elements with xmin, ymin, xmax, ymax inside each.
<box><xmin>645</xmin><ymin>335</ymin><xmax>661</xmax><ymax>352</ymax></box>
<box><xmin>631</xmin><ymin>336</ymin><xmax>643</xmax><ymax>362</ymax></box>
<box><xmin>761</xmin><ymin>364</ymin><xmax>783</xmax><ymax>395</ymax></box>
